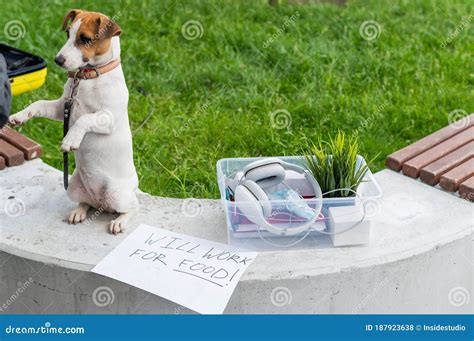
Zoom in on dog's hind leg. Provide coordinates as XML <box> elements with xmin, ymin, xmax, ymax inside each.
<box><xmin>107</xmin><ymin>187</ymin><xmax>139</xmax><ymax>235</ymax></box>
<box><xmin>109</xmin><ymin>207</ymin><xmax>138</xmax><ymax>235</ymax></box>
<box><xmin>68</xmin><ymin>202</ymin><xmax>91</xmax><ymax>224</ymax></box>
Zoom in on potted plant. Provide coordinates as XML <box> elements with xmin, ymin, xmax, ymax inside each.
<box><xmin>303</xmin><ymin>131</ymin><xmax>373</xmax><ymax>211</ymax></box>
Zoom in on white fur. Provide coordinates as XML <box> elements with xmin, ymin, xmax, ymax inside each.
<box><xmin>9</xmin><ymin>34</ymin><xmax>138</xmax><ymax>235</ymax></box>
<box><xmin>57</xmin><ymin>20</ymin><xmax>84</xmax><ymax>70</ymax></box>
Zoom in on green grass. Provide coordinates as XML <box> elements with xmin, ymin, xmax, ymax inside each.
<box><xmin>2</xmin><ymin>0</ymin><xmax>472</xmax><ymax>198</ymax></box>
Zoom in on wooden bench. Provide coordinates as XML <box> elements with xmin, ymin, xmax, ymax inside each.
<box><xmin>386</xmin><ymin>113</ymin><xmax>474</xmax><ymax>201</ymax></box>
<box><xmin>0</xmin><ymin>126</ymin><xmax>42</xmax><ymax>169</ymax></box>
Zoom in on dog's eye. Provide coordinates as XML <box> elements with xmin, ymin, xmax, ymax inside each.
<box><xmin>80</xmin><ymin>34</ymin><xmax>92</xmax><ymax>45</ymax></box>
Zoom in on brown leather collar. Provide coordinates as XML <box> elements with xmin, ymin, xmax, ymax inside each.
<box><xmin>68</xmin><ymin>59</ymin><xmax>121</xmax><ymax>79</ymax></box>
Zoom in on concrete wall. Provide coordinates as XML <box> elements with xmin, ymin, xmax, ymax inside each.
<box><xmin>1</xmin><ymin>235</ymin><xmax>471</xmax><ymax>314</ymax></box>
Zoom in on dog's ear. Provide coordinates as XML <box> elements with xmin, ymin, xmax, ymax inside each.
<box><xmin>62</xmin><ymin>9</ymin><xmax>82</xmax><ymax>31</ymax></box>
<box><xmin>107</xmin><ymin>19</ymin><xmax>122</xmax><ymax>37</ymax></box>
<box><xmin>95</xmin><ymin>16</ymin><xmax>122</xmax><ymax>38</ymax></box>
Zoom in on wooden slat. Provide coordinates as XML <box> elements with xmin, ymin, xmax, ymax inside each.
<box><xmin>419</xmin><ymin>142</ymin><xmax>474</xmax><ymax>185</ymax></box>
<box><xmin>0</xmin><ymin>155</ymin><xmax>5</xmax><ymax>170</ymax></box>
<box><xmin>402</xmin><ymin>126</ymin><xmax>474</xmax><ymax>178</ymax></box>
<box><xmin>0</xmin><ymin>139</ymin><xmax>24</xmax><ymax>166</ymax></box>
<box><xmin>386</xmin><ymin>113</ymin><xmax>474</xmax><ymax>171</ymax></box>
<box><xmin>0</xmin><ymin>127</ymin><xmax>42</xmax><ymax>160</ymax></box>
<box><xmin>458</xmin><ymin>176</ymin><xmax>474</xmax><ymax>202</ymax></box>
<box><xmin>439</xmin><ymin>158</ymin><xmax>474</xmax><ymax>192</ymax></box>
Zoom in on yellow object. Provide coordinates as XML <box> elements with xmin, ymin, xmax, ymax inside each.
<box><xmin>10</xmin><ymin>67</ymin><xmax>47</xmax><ymax>96</ymax></box>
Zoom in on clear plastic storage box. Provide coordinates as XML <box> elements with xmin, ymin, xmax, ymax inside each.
<box><xmin>216</xmin><ymin>156</ymin><xmax>383</xmax><ymax>251</ymax></box>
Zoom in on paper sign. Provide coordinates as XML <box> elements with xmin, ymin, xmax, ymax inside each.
<box><xmin>92</xmin><ymin>224</ymin><xmax>258</xmax><ymax>314</ymax></box>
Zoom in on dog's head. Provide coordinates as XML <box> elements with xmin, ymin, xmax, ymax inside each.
<box><xmin>55</xmin><ymin>9</ymin><xmax>121</xmax><ymax>71</ymax></box>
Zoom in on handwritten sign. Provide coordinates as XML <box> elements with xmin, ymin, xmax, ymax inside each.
<box><xmin>92</xmin><ymin>224</ymin><xmax>258</xmax><ymax>314</ymax></box>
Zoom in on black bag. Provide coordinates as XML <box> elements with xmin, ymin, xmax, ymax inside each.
<box><xmin>0</xmin><ymin>53</ymin><xmax>12</xmax><ymax>128</ymax></box>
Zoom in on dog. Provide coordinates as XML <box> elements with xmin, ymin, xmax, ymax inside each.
<box><xmin>9</xmin><ymin>9</ymin><xmax>138</xmax><ymax>235</ymax></box>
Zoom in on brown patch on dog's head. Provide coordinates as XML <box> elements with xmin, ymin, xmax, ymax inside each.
<box><xmin>62</xmin><ymin>9</ymin><xmax>121</xmax><ymax>62</ymax></box>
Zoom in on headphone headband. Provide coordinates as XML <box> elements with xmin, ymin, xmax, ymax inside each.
<box><xmin>243</xmin><ymin>162</ymin><xmax>281</xmax><ymax>177</ymax></box>
<box><xmin>279</xmin><ymin>160</ymin><xmax>306</xmax><ymax>174</ymax></box>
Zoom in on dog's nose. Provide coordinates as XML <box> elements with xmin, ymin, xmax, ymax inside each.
<box><xmin>54</xmin><ymin>55</ymin><xmax>65</xmax><ymax>66</ymax></box>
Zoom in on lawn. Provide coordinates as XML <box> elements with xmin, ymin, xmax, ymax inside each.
<box><xmin>2</xmin><ymin>0</ymin><xmax>472</xmax><ymax>198</ymax></box>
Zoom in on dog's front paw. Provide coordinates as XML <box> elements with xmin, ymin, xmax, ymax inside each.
<box><xmin>9</xmin><ymin>110</ymin><xmax>32</xmax><ymax>125</ymax></box>
<box><xmin>61</xmin><ymin>131</ymin><xmax>83</xmax><ymax>152</ymax></box>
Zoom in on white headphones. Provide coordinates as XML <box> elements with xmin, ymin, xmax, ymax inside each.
<box><xmin>234</xmin><ymin>158</ymin><xmax>323</xmax><ymax>236</ymax></box>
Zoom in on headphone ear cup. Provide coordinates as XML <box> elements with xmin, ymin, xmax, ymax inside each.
<box><xmin>234</xmin><ymin>184</ymin><xmax>264</xmax><ymax>225</ymax></box>
<box><xmin>234</xmin><ymin>180</ymin><xmax>273</xmax><ymax>224</ymax></box>
<box><xmin>241</xmin><ymin>180</ymin><xmax>272</xmax><ymax>218</ymax></box>
<box><xmin>245</xmin><ymin>164</ymin><xmax>286</xmax><ymax>189</ymax></box>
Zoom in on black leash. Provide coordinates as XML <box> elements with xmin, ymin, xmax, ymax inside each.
<box><xmin>63</xmin><ymin>75</ymin><xmax>80</xmax><ymax>190</ymax></box>
<box><xmin>61</xmin><ymin>61</ymin><xmax>119</xmax><ymax>190</ymax></box>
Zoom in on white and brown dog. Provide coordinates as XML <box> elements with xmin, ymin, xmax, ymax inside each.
<box><xmin>9</xmin><ymin>9</ymin><xmax>138</xmax><ymax>234</ymax></box>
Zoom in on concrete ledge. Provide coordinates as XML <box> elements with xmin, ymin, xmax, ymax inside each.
<box><xmin>0</xmin><ymin>159</ymin><xmax>472</xmax><ymax>313</ymax></box>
